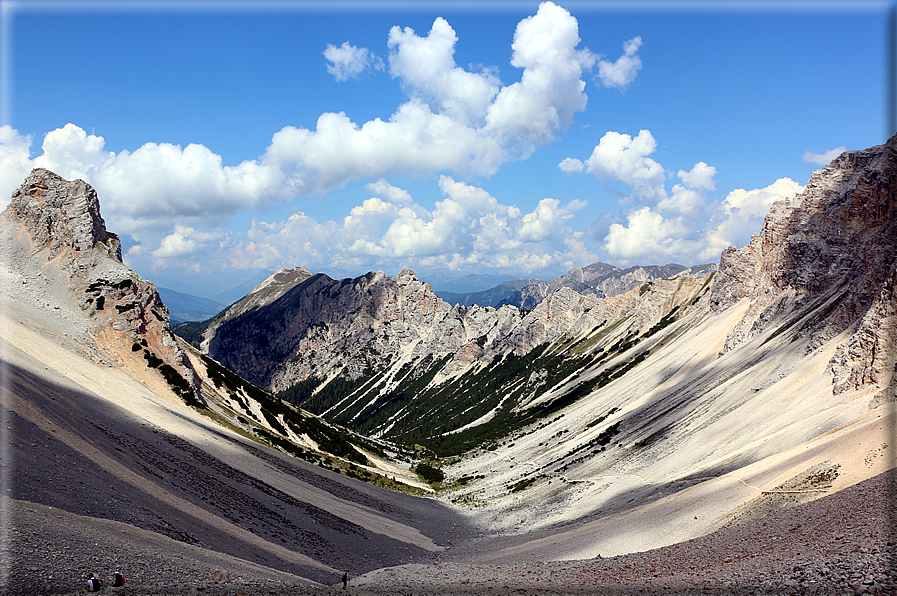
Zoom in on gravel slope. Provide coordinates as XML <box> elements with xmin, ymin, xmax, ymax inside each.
<box><xmin>4</xmin><ymin>468</ymin><xmax>894</xmax><ymax>595</ymax></box>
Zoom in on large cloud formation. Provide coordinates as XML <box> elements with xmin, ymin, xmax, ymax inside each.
<box><xmin>229</xmin><ymin>176</ymin><xmax>590</xmax><ymax>276</ymax></box>
<box><xmin>1</xmin><ymin>2</ymin><xmax>603</xmax><ymax>223</ymax></box>
<box><xmin>1</xmin><ymin>1</ymin><xmax>641</xmax><ymax>280</ymax></box>
<box><xmin>562</xmin><ymin>129</ymin><xmax>804</xmax><ymax>265</ymax></box>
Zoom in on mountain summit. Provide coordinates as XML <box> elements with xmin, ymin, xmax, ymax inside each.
<box><xmin>2</xmin><ymin>168</ymin><xmax>199</xmax><ymax>397</ymax></box>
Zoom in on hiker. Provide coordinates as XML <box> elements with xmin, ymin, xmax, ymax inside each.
<box><xmin>342</xmin><ymin>571</ymin><xmax>348</xmax><ymax>589</ymax></box>
<box><xmin>112</xmin><ymin>572</ymin><xmax>125</xmax><ymax>587</ymax></box>
<box><xmin>86</xmin><ymin>574</ymin><xmax>102</xmax><ymax>592</ymax></box>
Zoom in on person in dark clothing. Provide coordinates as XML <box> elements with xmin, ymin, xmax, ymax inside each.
<box><xmin>86</xmin><ymin>574</ymin><xmax>102</xmax><ymax>592</ymax></box>
<box><xmin>342</xmin><ymin>571</ymin><xmax>348</xmax><ymax>589</ymax></box>
<box><xmin>112</xmin><ymin>572</ymin><xmax>125</xmax><ymax>587</ymax></box>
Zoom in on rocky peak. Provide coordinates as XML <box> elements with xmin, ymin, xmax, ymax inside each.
<box><xmin>711</xmin><ymin>135</ymin><xmax>896</xmax><ymax>394</ymax></box>
<box><xmin>252</xmin><ymin>266</ymin><xmax>313</xmax><ymax>294</ymax></box>
<box><xmin>2</xmin><ymin>169</ymin><xmax>199</xmax><ymax>399</ymax></box>
<box><xmin>6</xmin><ymin>168</ymin><xmax>121</xmax><ymax>265</ymax></box>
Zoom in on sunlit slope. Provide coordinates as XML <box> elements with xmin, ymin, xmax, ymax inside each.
<box><xmin>198</xmin><ymin>135</ymin><xmax>895</xmax><ymax>562</ymax></box>
<box><xmin>438</xmin><ymin>135</ymin><xmax>896</xmax><ymax>559</ymax></box>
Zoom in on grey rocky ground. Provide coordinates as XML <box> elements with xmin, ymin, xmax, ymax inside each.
<box><xmin>4</xmin><ymin>468</ymin><xmax>894</xmax><ymax>596</ymax></box>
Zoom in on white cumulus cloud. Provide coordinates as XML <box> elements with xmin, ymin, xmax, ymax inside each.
<box><xmin>222</xmin><ymin>178</ymin><xmax>591</xmax><ymax>278</ymax></box>
<box><xmin>388</xmin><ymin>18</ymin><xmax>500</xmax><ymax>127</ymax></box>
<box><xmin>563</xmin><ymin>129</ymin><xmax>801</xmax><ymax>266</ymax></box>
<box><xmin>364</xmin><ymin>179</ymin><xmax>413</xmax><ymax>204</ymax></box>
<box><xmin>802</xmin><ymin>146</ymin><xmax>845</xmax><ymax>165</ymax></box>
<box><xmin>677</xmin><ymin>161</ymin><xmax>716</xmax><ymax>191</ymax></box>
<box><xmin>267</xmin><ymin>1</ymin><xmax>602</xmax><ymax>191</ymax></box>
<box><xmin>324</xmin><ymin>41</ymin><xmax>385</xmax><ymax>81</ymax></box>
<box><xmin>485</xmin><ymin>1</ymin><xmax>597</xmax><ymax>147</ymax></box>
<box><xmin>603</xmin><ymin>206</ymin><xmax>689</xmax><ymax>260</ymax></box>
<box><xmin>0</xmin><ymin>124</ymin><xmax>289</xmax><ymax>234</ymax></box>
<box><xmin>597</xmin><ymin>36</ymin><xmax>642</xmax><ymax>90</ymax></box>
<box><xmin>580</xmin><ymin>129</ymin><xmax>666</xmax><ymax>202</ymax></box>
<box><xmin>0</xmin><ymin>125</ymin><xmax>34</xmax><ymax>208</ymax></box>
<box><xmin>558</xmin><ymin>157</ymin><xmax>584</xmax><ymax>174</ymax></box>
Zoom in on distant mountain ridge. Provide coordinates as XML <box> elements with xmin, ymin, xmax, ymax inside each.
<box><xmin>498</xmin><ymin>262</ymin><xmax>718</xmax><ymax>309</ymax></box>
<box><xmin>158</xmin><ymin>287</ymin><xmax>226</xmax><ymax>323</ymax></box>
<box><xmin>434</xmin><ymin>278</ymin><xmax>544</xmax><ymax>307</ymax></box>
<box><xmin>432</xmin><ymin>263</ymin><xmax>718</xmax><ymax>309</ymax></box>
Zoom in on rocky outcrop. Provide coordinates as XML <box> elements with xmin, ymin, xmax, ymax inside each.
<box><xmin>711</xmin><ymin>137</ymin><xmax>896</xmax><ymax>394</ymax></box>
<box><xmin>2</xmin><ymin>168</ymin><xmax>199</xmax><ymax>395</ymax></box>
<box><xmin>6</xmin><ymin>169</ymin><xmax>122</xmax><ymax>268</ymax></box>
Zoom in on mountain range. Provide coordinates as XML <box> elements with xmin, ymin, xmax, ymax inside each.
<box><xmin>1</xmin><ymin>135</ymin><xmax>895</xmax><ymax>593</ymax></box>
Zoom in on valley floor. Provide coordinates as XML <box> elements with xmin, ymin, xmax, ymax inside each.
<box><xmin>4</xmin><ymin>468</ymin><xmax>894</xmax><ymax>596</ymax></box>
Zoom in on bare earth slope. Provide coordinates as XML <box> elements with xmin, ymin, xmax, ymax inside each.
<box><xmin>5</xmin><ymin>470</ymin><xmax>895</xmax><ymax>595</ymax></box>
<box><xmin>431</xmin><ymin>136</ymin><xmax>895</xmax><ymax>561</ymax></box>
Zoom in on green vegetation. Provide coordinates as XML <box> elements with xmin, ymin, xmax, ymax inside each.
<box><xmin>201</xmin><ymin>354</ymin><xmax>375</xmax><ymax>465</ymax></box>
<box><xmin>642</xmin><ymin>306</ymin><xmax>680</xmax><ymax>338</ymax></box>
<box><xmin>140</xmin><ymin>348</ymin><xmax>203</xmax><ymax>409</ymax></box>
<box><xmin>274</xmin><ymin>316</ymin><xmax>655</xmax><ymax>459</ymax></box>
<box><xmin>509</xmin><ymin>477</ymin><xmax>536</xmax><ymax>493</ymax></box>
<box><xmin>172</xmin><ymin>319</ymin><xmax>213</xmax><ymax>349</ymax></box>
<box><xmin>414</xmin><ymin>461</ymin><xmax>445</xmax><ymax>485</ymax></box>
<box><xmin>586</xmin><ymin>407</ymin><xmax>620</xmax><ymax>429</ymax></box>
<box><xmin>559</xmin><ymin>420</ymin><xmax>622</xmax><ymax>472</ymax></box>
<box><xmin>455</xmin><ymin>473</ymin><xmax>484</xmax><ymax>487</ymax></box>
<box><xmin>142</xmin><ymin>349</ymin><xmax>163</xmax><ymax>368</ymax></box>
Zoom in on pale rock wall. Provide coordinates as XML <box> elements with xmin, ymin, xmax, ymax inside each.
<box><xmin>711</xmin><ymin>137</ymin><xmax>896</xmax><ymax>394</ymax></box>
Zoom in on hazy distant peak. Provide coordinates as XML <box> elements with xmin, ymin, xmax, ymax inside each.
<box><xmin>253</xmin><ymin>266</ymin><xmax>314</xmax><ymax>293</ymax></box>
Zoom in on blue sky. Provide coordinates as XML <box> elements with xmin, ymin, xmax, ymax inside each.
<box><xmin>0</xmin><ymin>0</ymin><xmax>892</xmax><ymax>298</ymax></box>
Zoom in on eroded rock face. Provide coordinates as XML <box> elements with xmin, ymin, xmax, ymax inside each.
<box><xmin>6</xmin><ymin>169</ymin><xmax>122</xmax><ymax>266</ymax></box>
<box><xmin>209</xmin><ymin>268</ymin><xmax>470</xmax><ymax>392</ymax></box>
<box><xmin>3</xmin><ymin>168</ymin><xmax>198</xmax><ymax>393</ymax></box>
<box><xmin>711</xmin><ymin>137</ymin><xmax>897</xmax><ymax>394</ymax></box>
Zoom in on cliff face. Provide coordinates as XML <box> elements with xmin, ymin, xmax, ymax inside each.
<box><xmin>2</xmin><ymin>168</ymin><xmax>198</xmax><ymax>393</ymax></box>
<box><xmin>711</xmin><ymin>137</ymin><xmax>896</xmax><ymax>395</ymax></box>
<box><xmin>206</xmin><ymin>265</ymin><xmax>704</xmax><ymax>394</ymax></box>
